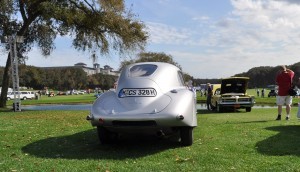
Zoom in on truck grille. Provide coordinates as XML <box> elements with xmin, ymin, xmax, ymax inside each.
<box><xmin>222</xmin><ymin>98</ymin><xmax>251</xmax><ymax>103</ymax></box>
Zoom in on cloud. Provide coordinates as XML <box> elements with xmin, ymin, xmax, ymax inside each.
<box><xmin>192</xmin><ymin>16</ymin><xmax>210</xmax><ymax>21</ymax></box>
<box><xmin>4</xmin><ymin>0</ymin><xmax>300</xmax><ymax>79</ymax></box>
<box><xmin>132</xmin><ymin>0</ymin><xmax>300</xmax><ymax>78</ymax></box>
<box><xmin>231</xmin><ymin>0</ymin><xmax>300</xmax><ymax>29</ymax></box>
<box><xmin>145</xmin><ymin>22</ymin><xmax>192</xmax><ymax>45</ymax></box>
<box><xmin>228</xmin><ymin>0</ymin><xmax>300</xmax><ymax>50</ymax></box>
<box><xmin>216</xmin><ymin>18</ymin><xmax>235</xmax><ymax>28</ymax></box>
<box><xmin>141</xmin><ymin>0</ymin><xmax>300</xmax><ymax>78</ymax></box>
<box><xmin>274</xmin><ymin>0</ymin><xmax>300</xmax><ymax>5</ymax></box>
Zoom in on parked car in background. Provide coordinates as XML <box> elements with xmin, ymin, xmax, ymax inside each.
<box><xmin>80</xmin><ymin>90</ymin><xmax>87</xmax><ymax>94</ymax></box>
<box><xmin>7</xmin><ymin>91</ymin><xmax>35</xmax><ymax>100</ymax></box>
<box><xmin>57</xmin><ymin>91</ymin><xmax>68</xmax><ymax>96</ymax></box>
<box><xmin>211</xmin><ymin>77</ymin><xmax>255</xmax><ymax>112</ymax></box>
<box><xmin>210</xmin><ymin>84</ymin><xmax>221</xmax><ymax>96</ymax></box>
<box><xmin>87</xmin><ymin>62</ymin><xmax>197</xmax><ymax>146</ymax></box>
<box><xmin>267</xmin><ymin>89</ymin><xmax>278</xmax><ymax>97</ymax></box>
<box><xmin>72</xmin><ymin>90</ymin><xmax>85</xmax><ymax>95</ymax></box>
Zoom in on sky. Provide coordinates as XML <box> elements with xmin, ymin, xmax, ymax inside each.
<box><xmin>1</xmin><ymin>0</ymin><xmax>300</xmax><ymax>79</ymax></box>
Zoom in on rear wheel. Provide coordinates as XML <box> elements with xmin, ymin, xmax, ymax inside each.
<box><xmin>246</xmin><ymin>107</ymin><xmax>251</xmax><ymax>112</ymax></box>
<box><xmin>217</xmin><ymin>103</ymin><xmax>223</xmax><ymax>113</ymax></box>
<box><xmin>211</xmin><ymin>103</ymin><xmax>216</xmax><ymax>110</ymax></box>
<box><xmin>180</xmin><ymin>127</ymin><xmax>193</xmax><ymax>146</ymax></box>
<box><xmin>97</xmin><ymin>126</ymin><xmax>112</xmax><ymax>144</ymax></box>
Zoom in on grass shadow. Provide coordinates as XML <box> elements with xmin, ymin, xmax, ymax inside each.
<box><xmin>22</xmin><ymin>129</ymin><xmax>181</xmax><ymax>160</ymax></box>
<box><xmin>197</xmin><ymin>109</ymin><xmax>248</xmax><ymax>114</ymax></box>
<box><xmin>197</xmin><ymin>109</ymin><xmax>215</xmax><ymax>114</ymax></box>
<box><xmin>240</xmin><ymin>120</ymin><xmax>269</xmax><ymax>124</ymax></box>
<box><xmin>256</xmin><ymin>125</ymin><xmax>300</xmax><ymax>156</ymax></box>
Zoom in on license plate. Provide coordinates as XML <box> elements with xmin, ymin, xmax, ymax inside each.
<box><xmin>119</xmin><ymin>88</ymin><xmax>157</xmax><ymax>97</ymax></box>
<box><xmin>234</xmin><ymin>104</ymin><xmax>240</xmax><ymax>108</ymax></box>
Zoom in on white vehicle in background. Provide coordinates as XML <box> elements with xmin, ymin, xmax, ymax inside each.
<box><xmin>78</xmin><ymin>90</ymin><xmax>86</xmax><ymax>94</ymax></box>
<box><xmin>72</xmin><ymin>90</ymin><xmax>85</xmax><ymax>95</ymax></box>
<box><xmin>87</xmin><ymin>62</ymin><xmax>197</xmax><ymax>146</ymax></box>
<box><xmin>7</xmin><ymin>91</ymin><xmax>35</xmax><ymax>100</ymax></box>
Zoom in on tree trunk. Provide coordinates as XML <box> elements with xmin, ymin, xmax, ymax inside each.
<box><xmin>0</xmin><ymin>53</ymin><xmax>11</xmax><ymax>108</ymax></box>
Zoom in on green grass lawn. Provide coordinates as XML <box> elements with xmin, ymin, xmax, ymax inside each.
<box><xmin>2</xmin><ymin>88</ymin><xmax>283</xmax><ymax>109</ymax></box>
<box><xmin>5</xmin><ymin>93</ymin><xmax>97</xmax><ymax>106</ymax></box>
<box><xmin>1</xmin><ymin>108</ymin><xmax>300</xmax><ymax>171</ymax></box>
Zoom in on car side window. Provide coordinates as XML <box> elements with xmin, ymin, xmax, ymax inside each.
<box><xmin>129</xmin><ymin>64</ymin><xmax>158</xmax><ymax>77</ymax></box>
<box><xmin>177</xmin><ymin>71</ymin><xmax>185</xmax><ymax>86</ymax></box>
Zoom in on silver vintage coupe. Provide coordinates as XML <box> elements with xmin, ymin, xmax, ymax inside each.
<box><xmin>87</xmin><ymin>62</ymin><xmax>197</xmax><ymax>146</ymax></box>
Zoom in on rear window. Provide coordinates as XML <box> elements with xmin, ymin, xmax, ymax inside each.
<box><xmin>129</xmin><ymin>64</ymin><xmax>157</xmax><ymax>77</ymax></box>
<box><xmin>177</xmin><ymin>71</ymin><xmax>185</xmax><ymax>86</ymax></box>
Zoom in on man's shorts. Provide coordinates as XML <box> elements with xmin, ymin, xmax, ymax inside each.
<box><xmin>276</xmin><ymin>96</ymin><xmax>293</xmax><ymax>106</ymax></box>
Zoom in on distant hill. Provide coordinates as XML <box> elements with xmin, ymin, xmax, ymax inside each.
<box><xmin>194</xmin><ymin>62</ymin><xmax>300</xmax><ymax>88</ymax></box>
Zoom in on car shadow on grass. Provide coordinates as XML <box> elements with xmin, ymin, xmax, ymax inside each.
<box><xmin>197</xmin><ymin>109</ymin><xmax>248</xmax><ymax>114</ymax></box>
<box><xmin>238</xmin><ymin>120</ymin><xmax>269</xmax><ymax>124</ymax></box>
<box><xmin>256</xmin><ymin>125</ymin><xmax>300</xmax><ymax>156</ymax></box>
<box><xmin>22</xmin><ymin>129</ymin><xmax>182</xmax><ymax>160</ymax></box>
<box><xmin>197</xmin><ymin>109</ymin><xmax>215</xmax><ymax>114</ymax></box>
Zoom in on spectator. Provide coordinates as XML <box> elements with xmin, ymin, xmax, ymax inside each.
<box><xmin>261</xmin><ymin>88</ymin><xmax>265</xmax><ymax>98</ymax></box>
<box><xmin>275</xmin><ymin>65</ymin><xmax>294</xmax><ymax>120</ymax></box>
<box><xmin>206</xmin><ymin>83</ymin><xmax>213</xmax><ymax>110</ymax></box>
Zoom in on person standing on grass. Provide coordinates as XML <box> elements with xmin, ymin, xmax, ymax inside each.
<box><xmin>275</xmin><ymin>65</ymin><xmax>294</xmax><ymax>120</ymax></box>
<box><xmin>206</xmin><ymin>83</ymin><xmax>213</xmax><ymax>110</ymax></box>
<box><xmin>261</xmin><ymin>88</ymin><xmax>265</xmax><ymax>98</ymax></box>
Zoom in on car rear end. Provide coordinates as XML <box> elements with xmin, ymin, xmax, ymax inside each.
<box><xmin>87</xmin><ymin>62</ymin><xmax>197</xmax><ymax>146</ymax></box>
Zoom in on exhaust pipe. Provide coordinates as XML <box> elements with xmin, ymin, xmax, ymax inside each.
<box><xmin>176</xmin><ymin>115</ymin><xmax>184</xmax><ymax>120</ymax></box>
<box><xmin>156</xmin><ymin>130</ymin><xmax>165</xmax><ymax>137</ymax></box>
<box><xmin>86</xmin><ymin>115</ymin><xmax>92</xmax><ymax>120</ymax></box>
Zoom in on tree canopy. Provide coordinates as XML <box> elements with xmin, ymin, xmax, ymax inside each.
<box><xmin>0</xmin><ymin>0</ymin><xmax>148</xmax><ymax>107</ymax></box>
<box><xmin>119</xmin><ymin>52</ymin><xmax>182</xmax><ymax>69</ymax></box>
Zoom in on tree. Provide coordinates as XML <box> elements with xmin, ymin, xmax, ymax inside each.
<box><xmin>119</xmin><ymin>52</ymin><xmax>181</xmax><ymax>70</ymax></box>
<box><xmin>60</xmin><ymin>68</ymin><xmax>88</xmax><ymax>90</ymax></box>
<box><xmin>88</xmin><ymin>73</ymin><xmax>118</xmax><ymax>90</ymax></box>
<box><xmin>0</xmin><ymin>0</ymin><xmax>147</xmax><ymax>107</ymax></box>
<box><xmin>19</xmin><ymin>65</ymin><xmax>43</xmax><ymax>89</ymax></box>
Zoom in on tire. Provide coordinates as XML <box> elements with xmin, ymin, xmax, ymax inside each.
<box><xmin>23</xmin><ymin>97</ymin><xmax>27</xmax><ymax>100</ymax></box>
<box><xmin>7</xmin><ymin>97</ymin><xmax>10</xmax><ymax>100</ymax></box>
<box><xmin>217</xmin><ymin>103</ymin><xmax>223</xmax><ymax>113</ymax></box>
<box><xmin>246</xmin><ymin>107</ymin><xmax>251</xmax><ymax>112</ymax></box>
<box><xmin>97</xmin><ymin>126</ymin><xmax>111</xmax><ymax>144</ymax></box>
<box><xmin>180</xmin><ymin>127</ymin><xmax>193</xmax><ymax>146</ymax></box>
<box><xmin>211</xmin><ymin>103</ymin><xmax>216</xmax><ymax>110</ymax></box>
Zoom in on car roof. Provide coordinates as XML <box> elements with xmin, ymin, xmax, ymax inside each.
<box><xmin>123</xmin><ymin>62</ymin><xmax>181</xmax><ymax>77</ymax></box>
<box><xmin>126</xmin><ymin>62</ymin><xmax>180</xmax><ymax>70</ymax></box>
<box><xmin>117</xmin><ymin>62</ymin><xmax>184</xmax><ymax>92</ymax></box>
